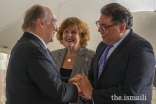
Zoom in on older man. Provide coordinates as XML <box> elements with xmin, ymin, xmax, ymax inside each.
<box><xmin>6</xmin><ymin>4</ymin><xmax>79</xmax><ymax>104</ymax></box>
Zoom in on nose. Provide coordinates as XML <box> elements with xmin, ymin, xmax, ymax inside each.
<box><xmin>98</xmin><ymin>27</ymin><xmax>104</xmax><ymax>32</ymax></box>
<box><xmin>98</xmin><ymin>27</ymin><xmax>101</xmax><ymax>32</ymax></box>
<box><xmin>55</xmin><ymin>25</ymin><xmax>59</xmax><ymax>32</ymax></box>
<box><xmin>67</xmin><ymin>32</ymin><xmax>72</xmax><ymax>37</ymax></box>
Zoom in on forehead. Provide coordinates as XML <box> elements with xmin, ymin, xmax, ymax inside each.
<box><xmin>64</xmin><ymin>25</ymin><xmax>78</xmax><ymax>30</ymax></box>
<box><xmin>99</xmin><ymin>14</ymin><xmax>113</xmax><ymax>24</ymax></box>
<box><xmin>52</xmin><ymin>12</ymin><xmax>57</xmax><ymax>20</ymax></box>
<box><xmin>48</xmin><ymin>8</ymin><xmax>57</xmax><ymax>21</ymax></box>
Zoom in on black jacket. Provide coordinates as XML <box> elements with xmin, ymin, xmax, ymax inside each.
<box><xmin>6</xmin><ymin>32</ymin><xmax>78</xmax><ymax>104</ymax></box>
<box><xmin>88</xmin><ymin>29</ymin><xmax>155</xmax><ymax>104</ymax></box>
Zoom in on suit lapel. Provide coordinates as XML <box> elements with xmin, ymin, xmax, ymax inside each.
<box><xmin>54</xmin><ymin>48</ymin><xmax>90</xmax><ymax>78</ymax></box>
<box><xmin>22</xmin><ymin>32</ymin><xmax>60</xmax><ymax>75</ymax></box>
<box><xmin>70</xmin><ymin>48</ymin><xmax>85</xmax><ymax>78</ymax></box>
<box><xmin>23</xmin><ymin>32</ymin><xmax>50</xmax><ymax>59</ymax></box>
<box><xmin>95</xmin><ymin>44</ymin><xmax>107</xmax><ymax>82</ymax></box>
<box><xmin>55</xmin><ymin>48</ymin><xmax>67</xmax><ymax>71</ymax></box>
<box><xmin>98</xmin><ymin>30</ymin><xmax>133</xmax><ymax>80</ymax></box>
<box><xmin>23</xmin><ymin>32</ymin><xmax>47</xmax><ymax>50</ymax></box>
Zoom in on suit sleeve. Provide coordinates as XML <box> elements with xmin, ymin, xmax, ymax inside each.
<box><xmin>27</xmin><ymin>47</ymin><xmax>78</xmax><ymax>103</ymax></box>
<box><xmin>91</xmin><ymin>41</ymin><xmax>155</xmax><ymax>103</ymax></box>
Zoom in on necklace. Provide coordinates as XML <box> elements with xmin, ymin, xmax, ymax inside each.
<box><xmin>67</xmin><ymin>56</ymin><xmax>75</xmax><ymax>62</ymax></box>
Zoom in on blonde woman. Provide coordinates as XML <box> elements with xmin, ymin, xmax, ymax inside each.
<box><xmin>51</xmin><ymin>17</ymin><xmax>95</xmax><ymax>104</ymax></box>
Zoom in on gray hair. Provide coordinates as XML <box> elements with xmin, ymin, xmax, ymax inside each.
<box><xmin>22</xmin><ymin>4</ymin><xmax>51</xmax><ymax>32</ymax></box>
<box><xmin>100</xmin><ymin>3</ymin><xmax>133</xmax><ymax>29</ymax></box>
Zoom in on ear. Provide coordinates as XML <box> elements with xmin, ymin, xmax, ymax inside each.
<box><xmin>119</xmin><ymin>23</ymin><xmax>126</xmax><ymax>33</ymax></box>
<box><xmin>36</xmin><ymin>18</ymin><xmax>44</xmax><ymax>29</ymax></box>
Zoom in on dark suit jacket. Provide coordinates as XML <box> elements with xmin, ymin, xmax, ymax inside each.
<box><xmin>6</xmin><ymin>32</ymin><xmax>78</xmax><ymax>104</ymax></box>
<box><xmin>88</xmin><ymin>29</ymin><xmax>155</xmax><ymax>104</ymax></box>
<box><xmin>51</xmin><ymin>48</ymin><xmax>95</xmax><ymax>104</ymax></box>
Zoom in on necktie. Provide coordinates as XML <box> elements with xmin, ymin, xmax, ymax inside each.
<box><xmin>45</xmin><ymin>49</ymin><xmax>60</xmax><ymax>75</ymax></box>
<box><xmin>46</xmin><ymin>49</ymin><xmax>52</xmax><ymax>58</ymax></box>
<box><xmin>98</xmin><ymin>45</ymin><xmax>113</xmax><ymax>79</ymax></box>
<box><xmin>45</xmin><ymin>48</ymin><xmax>55</xmax><ymax>62</ymax></box>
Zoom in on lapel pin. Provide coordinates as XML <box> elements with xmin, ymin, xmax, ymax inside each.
<box><xmin>85</xmin><ymin>57</ymin><xmax>89</xmax><ymax>62</ymax></box>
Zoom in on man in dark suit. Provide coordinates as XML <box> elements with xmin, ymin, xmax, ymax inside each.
<box><xmin>70</xmin><ymin>3</ymin><xmax>155</xmax><ymax>104</ymax></box>
<box><xmin>6</xmin><ymin>4</ymin><xmax>79</xmax><ymax>104</ymax></box>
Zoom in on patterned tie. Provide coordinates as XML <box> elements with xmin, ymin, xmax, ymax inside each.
<box><xmin>98</xmin><ymin>45</ymin><xmax>113</xmax><ymax>79</ymax></box>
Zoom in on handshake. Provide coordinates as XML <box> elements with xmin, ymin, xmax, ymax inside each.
<box><xmin>69</xmin><ymin>74</ymin><xmax>93</xmax><ymax>100</ymax></box>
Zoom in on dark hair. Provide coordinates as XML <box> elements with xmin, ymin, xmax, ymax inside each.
<box><xmin>100</xmin><ymin>3</ymin><xmax>133</xmax><ymax>29</ymax></box>
<box><xmin>57</xmin><ymin>17</ymin><xmax>90</xmax><ymax>47</ymax></box>
<box><xmin>22</xmin><ymin>4</ymin><xmax>50</xmax><ymax>32</ymax></box>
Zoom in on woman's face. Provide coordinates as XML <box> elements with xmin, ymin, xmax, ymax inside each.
<box><xmin>62</xmin><ymin>25</ymin><xmax>81</xmax><ymax>49</ymax></box>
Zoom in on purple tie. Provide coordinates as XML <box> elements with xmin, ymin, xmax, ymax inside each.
<box><xmin>98</xmin><ymin>45</ymin><xmax>113</xmax><ymax>79</ymax></box>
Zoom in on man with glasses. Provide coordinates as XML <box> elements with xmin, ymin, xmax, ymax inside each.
<box><xmin>69</xmin><ymin>3</ymin><xmax>155</xmax><ymax>104</ymax></box>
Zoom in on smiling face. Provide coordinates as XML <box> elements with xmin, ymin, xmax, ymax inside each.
<box><xmin>98</xmin><ymin>14</ymin><xmax>125</xmax><ymax>45</ymax></box>
<box><xmin>62</xmin><ymin>25</ymin><xmax>81</xmax><ymax>49</ymax></box>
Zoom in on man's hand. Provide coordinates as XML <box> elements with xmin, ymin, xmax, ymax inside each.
<box><xmin>70</xmin><ymin>74</ymin><xmax>93</xmax><ymax>100</ymax></box>
<box><xmin>69</xmin><ymin>77</ymin><xmax>80</xmax><ymax>83</ymax></box>
<box><xmin>69</xmin><ymin>76</ymin><xmax>82</xmax><ymax>96</ymax></box>
<box><xmin>72</xmin><ymin>82</ymin><xmax>83</xmax><ymax>96</ymax></box>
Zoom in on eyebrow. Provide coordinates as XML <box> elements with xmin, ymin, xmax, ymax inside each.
<box><xmin>53</xmin><ymin>19</ymin><xmax>57</xmax><ymax>22</ymax></box>
<box><xmin>100</xmin><ymin>23</ymin><xmax>107</xmax><ymax>26</ymax></box>
<box><xmin>97</xmin><ymin>21</ymin><xmax>107</xmax><ymax>26</ymax></box>
<box><xmin>64</xmin><ymin>29</ymin><xmax>78</xmax><ymax>31</ymax></box>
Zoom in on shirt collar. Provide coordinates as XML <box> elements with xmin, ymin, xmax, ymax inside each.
<box><xmin>27</xmin><ymin>32</ymin><xmax>47</xmax><ymax>49</ymax></box>
<box><xmin>113</xmin><ymin>29</ymin><xmax>130</xmax><ymax>48</ymax></box>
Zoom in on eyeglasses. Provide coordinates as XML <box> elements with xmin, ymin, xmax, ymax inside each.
<box><xmin>95</xmin><ymin>21</ymin><xmax>116</xmax><ymax>31</ymax></box>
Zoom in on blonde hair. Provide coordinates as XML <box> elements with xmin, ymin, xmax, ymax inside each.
<box><xmin>57</xmin><ymin>17</ymin><xmax>90</xmax><ymax>47</ymax></box>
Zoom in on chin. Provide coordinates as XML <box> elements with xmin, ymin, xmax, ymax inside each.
<box><xmin>48</xmin><ymin>39</ymin><xmax>53</xmax><ymax>43</ymax></box>
<box><xmin>66</xmin><ymin>44</ymin><xmax>74</xmax><ymax>48</ymax></box>
<box><xmin>66</xmin><ymin>45</ymin><xmax>72</xmax><ymax>47</ymax></box>
<box><xmin>50</xmin><ymin>37</ymin><xmax>54</xmax><ymax>42</ymax></box>
<box><xmin>102</xmin><ymin>40</ymin><xmax>107</xmax><ymax>44</ymax></box>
